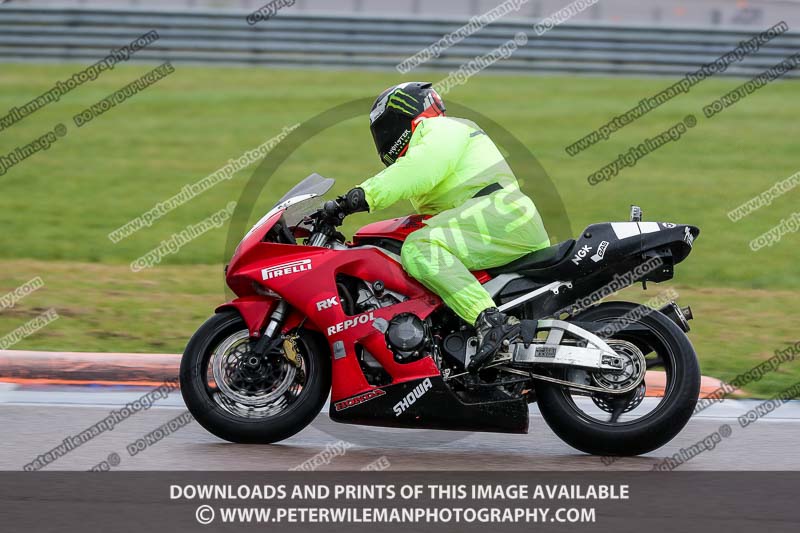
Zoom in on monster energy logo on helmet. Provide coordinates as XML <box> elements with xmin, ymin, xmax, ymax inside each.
<box><xmin>369</xmin><ymin>81</ymin><xmax>445</xmax><ymax>166</ymax></box>
<box><xmin>370</xmin><ymin>84</ymin><xmax>424</xmax><ymax>124</ymax></box>
<box><xmin>386</xmin><ymin>89</ymin><xmax>418</xmax><ymax>114</ymax></box>
<box><xmin>383</xmin><ymin>129</ymin><xmax>411</xmax><ymax>164</ymax></box>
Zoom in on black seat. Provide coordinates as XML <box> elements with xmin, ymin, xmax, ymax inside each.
<box><xmin>486</xmin><ymin>240</ymin><xmax>576</xmax><ymax>276</ymax></box>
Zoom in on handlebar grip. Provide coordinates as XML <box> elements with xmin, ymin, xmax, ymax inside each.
<box><xmin>322</xmin><ymin>200</ymin><xmax>345</xmax><ymax>226</ymax></box>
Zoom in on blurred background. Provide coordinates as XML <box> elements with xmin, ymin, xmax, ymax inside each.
<box><xmin>0</xmin><ymin>0</ymin><xmax>798</xmax><ymax>397</ymax></box>
<box><xmin>8</xmin><ymin>0</ymin><xmax>800</xmax><ymax>27</ymax></box>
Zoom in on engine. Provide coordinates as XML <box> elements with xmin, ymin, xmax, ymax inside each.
<box><xmin>353</xmin><ymin>279</ymin><xmax>404</xmax><ymax>313</ymax></box>
<box><xmin>343</xmin><ymin>278</ymin><xmax>434</xmax><ymax>366</ymax></box>
<box><xmin>384</xmin><ymin>313</ymin><xmax>428</xmax><ymax>363</ymax></box>
<box><xmin>339</xmin><ymin>278</ymin><xmax>430</xmax><ymax>382</ymax></box>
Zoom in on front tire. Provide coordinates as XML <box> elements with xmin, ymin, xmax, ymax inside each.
<box><xmin>180</xmin><ymin>311</ymin><xmax>331</xmax><ymax>444</ymax></box>
<box><xmin>535</xmin><ymin>302</ymin><xmax>701</xmax><ymax>456</ymax></box>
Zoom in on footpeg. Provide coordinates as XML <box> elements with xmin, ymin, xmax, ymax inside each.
<box><xmin>519</xmin><ymin>319</ymin><xmax>538</xmax><ymax>347</ymax></box>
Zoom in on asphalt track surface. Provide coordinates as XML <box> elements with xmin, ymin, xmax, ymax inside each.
<box><xmin>2</xmin><ymin>383</ymin><xmax>799</xmax><ymax>471</ymax></box>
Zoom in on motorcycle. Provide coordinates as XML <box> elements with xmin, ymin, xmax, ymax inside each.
<box><xmin>180</xmin><ymin>173</ymin><xmax>701</xmax><ymax>456</ymax></box>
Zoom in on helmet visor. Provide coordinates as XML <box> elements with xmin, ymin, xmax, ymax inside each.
<box><xmin>370</xmin><ymin>113</ymin><xmax>411</xmax><ymax>166</ymax></box>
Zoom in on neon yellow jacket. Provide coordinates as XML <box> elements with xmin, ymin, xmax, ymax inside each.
<box><xmin>357</xmin><ymin>116</ymin><xmax>550</xmax><ymax>324</ymax></box>
<box><xmin>359</xmin><ymin>116</ymin><xmax>522</xmax><ymax>214</ymax></box>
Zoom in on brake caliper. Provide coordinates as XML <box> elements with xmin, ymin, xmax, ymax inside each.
<box><xmin>282</xmin><ymin>334</ymin><xmax>302</xmax><ymax>367</ymax></box>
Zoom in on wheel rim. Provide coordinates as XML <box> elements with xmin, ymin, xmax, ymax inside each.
<box><xmin>205</xmin><ymin>330</ymin><xmax>309</xmax><ymax>419</ymax></box>
<box><xmin>559</xmin><ymin>318</ymin><xmax>678</xmax><ymax>427</ymax></box>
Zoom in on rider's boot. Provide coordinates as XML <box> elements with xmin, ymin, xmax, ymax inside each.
<box><xmin>467</xmin><ymin>307</ymin><xmax>520</xmax><ymax>373</ymax></box>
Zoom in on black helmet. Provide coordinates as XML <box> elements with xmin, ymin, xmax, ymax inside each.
<box><xmin>369</xmin><ymin>82</ymin><xmax>446</xmax><ymax>166</ymax></box>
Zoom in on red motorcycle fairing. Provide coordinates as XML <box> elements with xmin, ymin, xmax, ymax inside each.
<box><xmin>215</xmin><ymin>297</ymin><xmax>277</xmax><ymax>338</ymax></box>
<box><xmin>353</xmin><ymin>214</ymin><xmax>429</xmax><ymax>242</ymax></box>
<box><xmin>223</xmin><ymin>210</ymin><xmax>505</xmax><ymax>409</ymax></box>
<box><xmin>225</xmin><ymin>237</ymin><xmax>442</xmax><ymax>404</ymax></box>
<box><xmin>215</xmin><ymin>297</ymin><xmax>306</xmax><ymax>338</ymax></box>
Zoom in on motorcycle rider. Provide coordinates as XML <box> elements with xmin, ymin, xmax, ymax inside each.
<box><xmin>335</xmin><ymin>82</ymin><xmax>550</xmax><ymax>372</ymax></box>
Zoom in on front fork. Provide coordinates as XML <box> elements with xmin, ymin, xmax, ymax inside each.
<box><xmin>251</xmin><ymin>300</ymin><xmax>288</xmax><ymax>356</ymax></box>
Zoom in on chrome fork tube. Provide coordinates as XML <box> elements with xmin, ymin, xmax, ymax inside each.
<box><xmin>263</xmin><ymin>300</ymin><xmax>288</xmax><ymax>339</ymax></box>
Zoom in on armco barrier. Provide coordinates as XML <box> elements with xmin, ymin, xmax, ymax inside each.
<box><xmin>0</xmin><ymin>5</ymin><xmax>799</xmax><ymax>77</ymax></box>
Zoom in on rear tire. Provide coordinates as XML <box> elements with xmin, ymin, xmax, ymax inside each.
<box><xmin>180</xmin><ymin>311</ymin><xmax>331</xmax><ymax>444</ymax></box>
<box><xmin>535</xmin><ymin>302</ymin><xmax>700</xmax><ymax>456</ymax></box>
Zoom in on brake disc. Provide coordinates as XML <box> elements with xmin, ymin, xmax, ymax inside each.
<box><xmin>211</xmin><ymin>330</ymin><xmax>297</xmax><ymax>407</ymax></box>
<box><xmin>592</xmin><ymin>339</ymin><xmax>646</xmax><ymax>392</ymax></box>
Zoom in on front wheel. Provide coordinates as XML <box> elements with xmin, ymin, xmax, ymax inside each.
<box><xmin>180</xmin><ymin>311</ymin><xmax>331</xmax><ymax>444</ymax></box>
<box><xmin>535</xmin><ymin>301</ymin><xmax>701</xmax><ymax>456</ymax></box>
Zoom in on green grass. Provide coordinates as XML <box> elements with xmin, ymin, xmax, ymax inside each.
<box><xmin>1</xmin><ymin>63</ymin><xmax>798</xmax><ymax>396</ymax></box>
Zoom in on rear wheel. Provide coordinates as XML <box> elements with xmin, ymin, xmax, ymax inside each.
<box><xmin>535</xmin><ymin>302</ymin><xmax>700</xmax><ymax>456</ymax></box>
<box><xmin>180</xmin><ymin>311</ymin><xmax>331</xmax><ymax>444</ymax></box>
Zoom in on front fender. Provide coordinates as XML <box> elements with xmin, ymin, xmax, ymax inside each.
<box><xmin>215</xmin><ymin>296</ymin><xmax>313</xmax><ymax>338</ymax></box>
<box><xmin>215</xmin><ymin>296</ymin><xmax>278</xmax><ymax>337</ymax></box>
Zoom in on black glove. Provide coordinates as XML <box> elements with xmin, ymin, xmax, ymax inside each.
<box><xmin>339</xmin><ymin>187</ymin><xmax>370</xmax><ymax>215</ymax></box>
<box><xmin>320</xmin><ymin>200</ymin><xmax>346</xmax><ymax>226</ymax></box>
<box><xmin>317</xmin><ymin>188</ymin><xmax>369</xmax><ymax>228</ymax></box>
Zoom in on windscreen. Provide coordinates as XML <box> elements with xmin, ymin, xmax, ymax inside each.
<box><xmin>274</xmin><ymin>173</ymin><xmax>334</xmax><ymax>207</ymax></box>
<box><xmin>241</xmin><ymin>174</ymin><xmax>335</xmax><ymax>242</ymax></box>
<box><xmin>282</xmin><ymin>196</ymin><xmax>325</xmax><ymax>229</ymax></box>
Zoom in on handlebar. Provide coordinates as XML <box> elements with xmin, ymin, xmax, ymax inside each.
<box><xmin>321</xmin><ymin>199</ymin><xmax>346</xmax><ymax>226</ymax></box>
<box><xmin>305</xmin><ymin>197</ymin><xmax>347</xmax><ymax>247</ymax></box>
